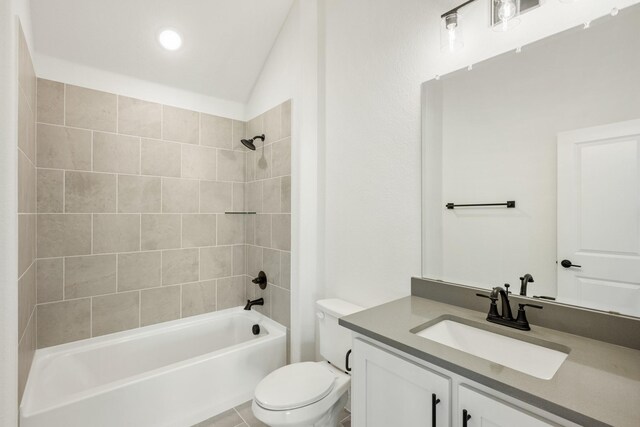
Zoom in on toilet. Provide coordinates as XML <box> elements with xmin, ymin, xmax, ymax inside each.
<box><xmin>251</xmin><ymin>299</ymin><xmax>363</xmax><ymax>427</ymax></box>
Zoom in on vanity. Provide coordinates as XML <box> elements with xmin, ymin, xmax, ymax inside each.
<box><xmin>340</xmin><ymin>279</ymin><xmax>640</xmax><ymax>427</ymax></box>
<box><xmin>341</xmin><ymin>5</ymin><xmax>640</xmax><ymax>427</ymax></box>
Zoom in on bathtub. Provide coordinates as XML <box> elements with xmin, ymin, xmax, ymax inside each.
<box><xmin>20</xmin><ymin>307</ymin><xmax>286</xmax><ymax>427</ymax></box>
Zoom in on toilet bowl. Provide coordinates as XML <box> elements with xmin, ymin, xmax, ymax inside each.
<box><xmin>252</xmin><ymin>299</ymin><xmax>363</xmax><ymax>427</ymax></box>
<box><xmin>251</xmin><ymin>362</ymin><xmax>350</xmax><ymax>427</ymax></box>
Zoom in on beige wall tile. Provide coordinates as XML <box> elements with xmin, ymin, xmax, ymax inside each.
<box><xmin>245</xmin><ymin>149</ymin><xmax>256</xmax><ymax>182</ymax></box>
<box><xmin>232</xmin><ymin>245</ymin><xmax>246</xmax><ymax>276</ymax></box>
<box><xmin>118</xmin><ymin>251</ymin><xmax>161</xmax><ymax>291</ymax></box>
<box><xmin>200</xmin><ymin>246</ymin><xmax>232</xmax><ymax>280</ymax></box>
<box><xmin>118</xmin><ymin>175</ymin><xmax>161</xmax><ymax>213</ymax></box>
<box><xmin>92</xmin><ymin>292</ymin><xmax>139</xmax><ymax>337</ymax></box>
<box><xmin>65</xmin><ymin>85</ymin><xmax>117</xmax><ymax>132</ymax></box>
<box><xmin>247</xmin><ymin>115</ymin><xmax>263</xmax><ymax>138</ymax></box>
<box><xmin>247</xmin><ymin>246</ymin><xmax>263</xmax><ymax>278</ymax></box>
<box><xmin>141</xmin><ymin>138</ymin><xmax>181</xmax><ymax>177</ymax></box>
<box><xmin>162</xmin><ymin>178</ymin><xmax>199</xmax><ymax>213</ymax></box>
<box><xmin>217</xmin><ymin>149</ymin><xmax>245</xmax><ymax>182</ymax></box>
<box><xmin>255</xmin><ymin>214</ymin><xmax>271</xmax><ymax>247</ymax></box>
<box><xmin>93</xmin><ymin>132</ymin><xmax>140</xmax><ymax>174</ymax></box>
<box><xmin>163</xmin><ymin>105</ymin><xmax>199</xmax><ymax>144</ymax></box>
<box><xmin>200</xmin><ymin>181</ymin><xmax>232</xmax><ymax>213</ymax></box>
<box><xmin>182</xmin><ymin>214</ymin><xmax>216</xmax><ymax>248</ymax></box>
<box><xmin>281</xmin><ymin>252</ymin><xmax>291</xmax><ymax>290</ymax></box>
<box><xmin>181</xmin><ymin>281</ymin><xmax>216</xmax><ymax>317</ymax></box>
<box><xmin>218</xmin><ymin>215</ymin><xmax>244</xmax><ymax>245</ymax></box>
<box><xmin>271</xmin><ymin>286</ymin><xmax>291</xmax><ymax>328</ymax></box>
<box><xmin>264</xmin><ymin>105</ymin><xmax>282</xmax><ymax>142</ymax></box>
<box><xmin>93</xmin><ymin>214</ymin><xmax>140</xmax><ymax>253</ymax></box>
<box><xmin>281</xmin><ymin>100</ymin><xmax>291</xmax><ymax>138</ymax></box>
<box><xmin>231</xmin><ymin>120</ymin><xmax>246</xmax><ymax>151</ymax></box>
<box><xmin>263</xmin><ymin>249</ymin><xmax>281</xmax><ymax>287</ymax></box>
<box><xmin>37</xmin><ymin>79</ymin><xmax>64</xmax><ymax>125</ymax></box>
<box><xmin>281</xmin><ymin>176</ymin><xmax>291</xmax><ymax>213</ymax></box>
<box><xmin>201</xmin><ymin>113</ymin><xmax>232</xmax><ymax>149</ymax></box>
<box><xmin>18</xmin><ymin>87</ymin><xmax>36</xmax><ymax>163</ymax></box>
<box><xmin>246</xmin><ymin>181</ymin><xmax>262</xmax><ymax>213</ymax></box>
<box><xmin>272</xmin><ymin>214</ymin><xmax>291</xmax><ymax>251</ymax></box>
<box><xmin>271</xmin><ymin>137</ymin><xmax>291</xmax><ymax>177</ymax></box>
<box><xmin>18</xmin><ymin>214</ymin><xmax>36</xmax><ymax>277</ymax></box>
<box><xmin>18</xmin><ymin>263</ymin><xmax>36</xmax><ymax>339</ymax></box>
<box><xmin>182</xmin><ymin>145</ymin><xmax>217</xmax><ymax>180</ymax></box>
<box><xmin>37</xmin><ymin>169</ymin><xmax>64</xmax><ymax>213</ymax></box>
<box><xmin>18</xmin><ymin>150</ymin><xmax>36</xmax><ymax>213</ymax></box>
<box><xmin>118</xmin><ymin>96</ymin><xmax>161</xmax><ymax>138</ymax></box>
<box><xmin>65</xmin><ymin>255</ymin><xmax>116</xmax><ymax>298</ymax></box>
<box><xmin>162</xmin><ymin>248</ymin><xmax>199</xmax><ymax>285</ymax></box>
<box><xmin>141</xmin><ymin>214</ymin><xmax>181</xmax><ymax>250</ymax></box>
<box><xmin>262</xmin><ymin>178</ymin><xmax>281</xmax><ymax>214</ymax></box>
<box><xmin>18</xmin><ymin>25</ymin><xmax>36</xmax><ymax>111</ymax></box>
<box><xmin>37</xmin><ymin>258</ymin><xmax>63</xmax><ymax>303</ymax></box>
<box><xmin>37</xmin><ymin>214</ymin><xmax>91</xmax><ymax>258</ymax></box>
<box><xmin>65</xmin><ymin>171</ymin><xmax>116</xmax><ymax>213</ymax></box>
<box><xmin>36</xmin><ymin>124</ymin><xmax>91</xmax><ymax>170</ymax></box>
<box><xmin>217</xmin><ymin>276</ymin><xmax>245</xmax><ymax>310</ymax></box>
<box><xmin>37</xmin><ymin>299</ymin><xmax>91</xmax><ymax>348</ymax></box>
<box><xmin>141</xmin><ymin>286</ymin><xmax>180</xmax><ymax>326</ymax></box>
<box><xmin>252</xmin><ymin>144</ymin><xmax>272</xmax><ymax>180</ymax></box>
<box><xmin>232</xmin><ymin>183</ymin><xmax>244</xmax><ymax>212</ymax></box>
<box><xmin>245</xmin><ymin>215</ymin><xmax>255</xmax><ymax>245</ymax></box>
<box><xmin>18</xmin><ymin>312</ymin><xmax>36</xmax><ymax>401</ymax></box>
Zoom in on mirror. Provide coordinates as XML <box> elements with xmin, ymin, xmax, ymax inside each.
<box><xmin>421</xmin><ymin>5</ymin><xmax>640</xmax><ymax>317</ymax></box>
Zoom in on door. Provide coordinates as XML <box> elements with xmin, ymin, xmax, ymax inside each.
<box><xmin>458</xmin><ymin>385</ymin><xmax>555</xmax><ymax>427</ymax></box>
<box><xmin>352</xmin><ymin>339</ymin><xmax>450</xmax><ymax>427</ymax></box>
<box><xmin>557</xmin><ymin>119</ymin><xmax>640</xmax><ymax>316</ymax></box>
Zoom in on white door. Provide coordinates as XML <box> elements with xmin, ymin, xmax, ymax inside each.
<box><xmin>557</xmin><ymin>119</ymin><xmax>640</xmax><ymax>316</ymax></box>
<box><xmin>352</xmin><ymin>339</ymin><xmax>450</xmax><ymax>427</ymax></box>
<box><xmin>458</xmin><ymin>385</ymin><xmax>555</xmax><ymax>427</ymax></box>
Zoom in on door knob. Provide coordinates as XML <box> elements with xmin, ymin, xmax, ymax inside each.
<box><xmin>560</xmin><ymin>259</ymin><xmax>582</xmax><ymax>269</ymax></box>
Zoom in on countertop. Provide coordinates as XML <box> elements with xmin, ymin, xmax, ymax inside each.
<box><xmin>339</xmin><ymin>296</ymin><xmax>640</xmax><ymax>427</ymax></box>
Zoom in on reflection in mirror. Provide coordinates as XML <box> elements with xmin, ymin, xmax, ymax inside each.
<box><xmin>421</xmin><ymin>5</ymin><xmax>640</xmax><ymax>317</ymax></box>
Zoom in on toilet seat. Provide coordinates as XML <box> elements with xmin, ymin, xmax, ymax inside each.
<box><xmin>254</xmin><ymin>362</ymin><xmax>336</xmax><ymax>410</ymax></box>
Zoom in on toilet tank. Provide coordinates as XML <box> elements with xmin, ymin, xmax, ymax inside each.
<box><xmin>316</xmin><ymin>299</ymin><xmax>363</xmax><ymax>372</ymax></box>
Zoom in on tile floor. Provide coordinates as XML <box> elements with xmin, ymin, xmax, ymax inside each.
<box><xmin>192</xmin><ymin>401</ymin><xmax>351</xmax><ymax>427</ymax></box>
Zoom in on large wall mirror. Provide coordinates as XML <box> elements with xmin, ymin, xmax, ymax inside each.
<box><xmin>421</xmin><ymin>5</ymin><xmax>640</xmax><ymax>317</ymax></box>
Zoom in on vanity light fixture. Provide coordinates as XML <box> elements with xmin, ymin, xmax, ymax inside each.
<box><xmin>493</xmin><ymin>0</ymin><xmax>520</xmax><ymax>32</ymax></box>
<box><xmin>158</xmin><ymin>28</ymin><xmax>183</xmax><ymax>51</ymax></box>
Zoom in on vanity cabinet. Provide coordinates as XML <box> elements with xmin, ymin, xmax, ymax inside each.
<box><xmin>352</xmin><ymin>338</ymin><xmax>450</xmax><ymax>427</ymax></box>
<box><xmin>352</xmin><ymin>338</ymin><xmax>562</xmax><ymax>427</ymax></box>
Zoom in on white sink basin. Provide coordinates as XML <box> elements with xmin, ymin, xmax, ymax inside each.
<box><xmin>414</xmin><ymin>319</ymin><xmax>568</xmax><ymax>380</ymax></box>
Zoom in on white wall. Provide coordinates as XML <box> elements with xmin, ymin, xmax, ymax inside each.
<box><xmin>35</xmin><ymin>54</ymin><xmax>246</xmax><ymax>120</ymax></box>
<box><xmin>321</xmin><ymin>0</ymin><xmax>640</xmax><ymax>309</ymax></box>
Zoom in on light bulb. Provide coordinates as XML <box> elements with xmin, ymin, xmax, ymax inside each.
<box><xmin>498</xmin><ymin>0</ymin><xmax>517</xmax><ymax>21</ymax></box>
<box><xmin>158</xmin><ymin>29</ymin><xmax>183</xmax><ymax>51</ymax></box>
<box><xmin>440</xmin><ymin>12</ymin><xmax>464</xmax><ymax>52</ymax></box>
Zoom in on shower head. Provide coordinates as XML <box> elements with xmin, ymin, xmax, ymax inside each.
<box><xmin>241</xmin><ymin>134</ymin><xmax>265</xmax><ymax>151</ymax></box>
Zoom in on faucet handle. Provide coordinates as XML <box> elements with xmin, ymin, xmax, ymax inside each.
<box><xmin>504</xmin><ymin>283</ymin><xmax>511</xmax><ymax>294</ymax></box>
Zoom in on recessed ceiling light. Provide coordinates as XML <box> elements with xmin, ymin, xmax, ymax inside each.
<box><xmin>158</xmin><ymin>29</ymin><xmax>182</xmax><ymax>51</ymax></box>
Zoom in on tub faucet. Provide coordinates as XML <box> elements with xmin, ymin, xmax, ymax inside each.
<box><xmin>519</xmin><ymin>274</ymin><xmax>534</xmax><ymax>296</ymax></box>
<box><xmin>244</xmin><ymin>298</ymin><xmax>264</xmax><ymax>311</ymax></box>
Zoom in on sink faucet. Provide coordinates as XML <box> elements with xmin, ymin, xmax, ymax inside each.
<box><xmin>244</xmin><ymin>298</ymin><xmax>264</xmax><ymax>311</ymax></box>
<box><xmin>519</xmin><ymin>274</ymin><xmax>534</xmax><ymax>296</ymax></box>
<box><xmin>477</xmin><ymin>284</ymin><xmax>542</xmax><ymax>331</ymax></box>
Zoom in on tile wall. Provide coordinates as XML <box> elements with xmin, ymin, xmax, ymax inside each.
<box><xmin>244</xmin><ymin>102</ymin><xmax>292</xmax><ymax>351</ymax></box>
<box><xmin>17</xmin><ymin>22</ymin><xmax>38</xmax><ymax>401</ymax></box>
<box><xmin>34</xmin><ymin>78</ymin><xmax>292</xmax><ymax>357</ymax></box>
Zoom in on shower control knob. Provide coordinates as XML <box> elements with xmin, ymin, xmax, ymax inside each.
<box><xmin>252</xmin><ymin>271</ymin><xmax>268</xmax><ymax>289</ymax></box>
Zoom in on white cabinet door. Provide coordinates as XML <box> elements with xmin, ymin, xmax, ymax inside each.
<box><xmin>557</xmin><ymin>119</ymin><xmax>640</xmax><ymax>316</ymax></box>
<box><xmin>458</xmin><ymin>385</ymin><xmax>555</xmax><ymax>427</ymax></box>
<box><xmin>352</xmin><ymin>339</ymin><xmax>450</xmax><ymax>427</ymax></box>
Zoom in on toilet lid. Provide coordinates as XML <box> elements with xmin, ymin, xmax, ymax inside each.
<box><xmin>254</xmin><ymin>362</ymin><xmax>336</xmax><ymax>410</ymax></box>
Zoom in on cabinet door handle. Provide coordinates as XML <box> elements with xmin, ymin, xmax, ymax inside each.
<box><xmin>431</xmin><ymin>393</ymin><xmax>441</xmax><ymax>427</ymax></box>
<box><xmin>345</xmin><ymin>349</ymin><xmax>352</xmax><ymax>372</ymax></box>
<box><xmin>462</xmin><ymin>409</ymin><xmax>471</xmax><ymax>427</ymax></box>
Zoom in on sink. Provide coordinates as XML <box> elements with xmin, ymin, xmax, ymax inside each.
<box><xmin>413</xmin><ymin>319</ymin><xmax>568</xmax><ymax>380</ymax></box>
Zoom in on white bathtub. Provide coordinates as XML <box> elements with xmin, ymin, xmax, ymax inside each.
<box><xmin>20</xmin><ymin>307</ymin><xmax>286</xmax><ymax>427</ymax></box>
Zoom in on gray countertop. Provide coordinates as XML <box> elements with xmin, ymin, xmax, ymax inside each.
<box><xmin>339</xmin><ymin>296</ymin><xmax>640</xmax><ymax>427</ymax></box>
